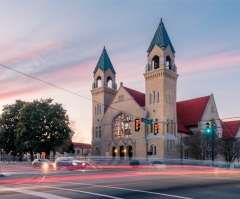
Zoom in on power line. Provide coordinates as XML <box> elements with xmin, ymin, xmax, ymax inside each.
<box><xmin>1</xmin><ymin>62</ymin><xmax>240</xmax><ymax>127</ymax></box>
<box><xmin>0</xmin><ymin>63</ymin><xmax>140</xmax><ymax>118</ymax></box>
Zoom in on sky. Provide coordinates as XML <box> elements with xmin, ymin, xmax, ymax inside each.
<box><xmin>0</xmin><ymin>0</ymin><xmax>240</xmax><ymax>144</ymax></box>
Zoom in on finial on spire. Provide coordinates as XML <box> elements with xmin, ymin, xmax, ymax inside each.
<box><xmin>159</xmin><ymin>18</ymin><xmax>163</xmax><ymax>25</ymax></box>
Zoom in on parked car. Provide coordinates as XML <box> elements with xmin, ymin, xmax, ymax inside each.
<box><xmin>129</xmin><ymin>160</ymin><xmax>140</xmax><ymax>168</ymax></box>
<box><xmin>151</xmin><ymin>160</ymin><xmax>166</xmax><ymax>169</ymax></box>
<box><xmin>53</xmin><ymin>157</ymin><xmax>86</xmax><ymax>170</ymax></box>
<box><xmin>32</xmin><ymin>159</ymin><xmax>52</xmax><ymax>170</ymax></box>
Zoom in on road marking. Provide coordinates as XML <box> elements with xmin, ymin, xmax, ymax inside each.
<box><xmin>0</xmin><ymin>185</ymin><xmax>70</xmax><ymax>199</ymax></box>
<box><xmin>16</xmin><ymin>183</ymin><xmax>123</xmax><ymax>199</ymax></box>
<box><xmin>60</xmin><ymin>181</ymin><xmax>193</xmax><ymax>199</ymax></box>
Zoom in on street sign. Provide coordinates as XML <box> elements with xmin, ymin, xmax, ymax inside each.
<box><xmin>141</xmin><ymin>118</ymin><xmax>153</xmax><ymax>124</ymax></box>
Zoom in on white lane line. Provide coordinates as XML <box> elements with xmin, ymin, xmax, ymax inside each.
<box><xmin>16</xmin><ymin>183</ymin><xmax>123</xmax><ymax>199</ymax></box>
<box><xmin>0</xmin><ymin>185</ymin><xmax>70</xmax><ymax>199</ymax></box>
<box><xmin>59</xmin><ymin>181</ymin><xmax>193</xmax><ymax>199</ymax></box>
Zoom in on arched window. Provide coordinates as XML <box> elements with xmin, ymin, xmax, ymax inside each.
<box><xmin>166</xmin><ymin>120</ymin><xmax>169</xmax><ymax>133</ymax></box>
<box><xmin>149</xmin><ymin>93</ymin><xmax>152</xmax><ymax>104</ymax></box>
<box><xmin>170</xmin><ymin>120</ymin><xmax>173</xmax><ymax>134</ymax></box>
<box><xmin>95</xmin><ymin>127</ymin><xmax>98</xmax><ymax>138</ymax></box>
<box><xmin>99</xmin><ymin>126</ymin><xmax>101</xmax><ymax>138</ymax></box>
<box><xmin>113</xmin><ymin>113</ymin><xmax>132</xmax><ymax>138</ymax></box>
<box><xmin>95</xmin><ymin>147</ymin><xmax>100</xmax><ymax>156</ymax></box>
<box><xmin>107</xmin><ymin>76</ymin><xmax>113</xmax><ymax>88</ymax></box>
<box><xmin>152</xmin><ymin>55</ymin><xmax>159</xmax><ymax>69</ymax></box>
<box><xmin>157</xmin><ymin>92</ymin><xmax>160</xmax><ymax>103</ymax></box>
<box><xmin>97</xmin><ymin>104</ymin><xmax>99</xmax><ymax>114</ymax></box>
<box><xmin>153</xmin><ymin>90</ymin><xmax>156</xmax><ymax>103</ymax></box>
<box><xmin>166</xmin><ymin>56</ymin><xmax>172</xmax><ymax>70</ymax></box>
<box><xmin>96</xmin><ymin>76</ymin><xmax>102</xmax><ymax>88</ymax></box>
<box><xmin>150</xmin><ymin>144</ymin><xmax>156</xmax><ymax>155</ymax></box>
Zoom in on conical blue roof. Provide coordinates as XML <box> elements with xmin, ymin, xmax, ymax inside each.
<box><xmin>147</xmin><ymin>19</ymin><xmax>175</xmax><ymax>54</ymax></box>
<box><xmin>93</xmin><ymin>46</ymin><xmax>116</xmax><ymax>74</ymax></box>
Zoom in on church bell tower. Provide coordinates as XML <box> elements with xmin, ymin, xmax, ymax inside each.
<box><xmin>144</xmin><ymin>19</ymin><xmax>178</xmax><ymax>157</ymax></box>
<box><xmin>91</xmin><ymin>47</ymin><xmax>117</xmax><ymax>155</ymax></box>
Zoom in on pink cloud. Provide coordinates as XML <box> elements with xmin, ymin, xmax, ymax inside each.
<box><xmin>0</xmin><ymin>59</ymin><xmax>96</xmax><ymax>101</ymax></box>
<box><xmin>178</xmin><ymin>49</ymin><xmax>240</xmax><ymax>74</ymax></box>
<box><xmin>2</xmin><ymin>41</ymin><xmax>61</xmax><ymax>66</ymax></box>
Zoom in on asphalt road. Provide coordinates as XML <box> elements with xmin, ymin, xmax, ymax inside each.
<box><xmin>1</xmin><ymin>166</ymin><xmax>240</xmax><ymax>199</ymax></box>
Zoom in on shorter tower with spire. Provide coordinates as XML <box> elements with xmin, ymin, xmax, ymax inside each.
<box><xmin>91</xmin><ymin>47</ymin><xmax>117</xmax><ymax>153</ymax></box>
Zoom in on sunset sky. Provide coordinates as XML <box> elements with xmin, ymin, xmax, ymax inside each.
<box><xmin>0</xmin><ymin>0</ymin><xmax>240</xmax><ymax>144</ymax></box>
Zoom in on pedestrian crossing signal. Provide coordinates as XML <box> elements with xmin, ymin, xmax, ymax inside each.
<box><xmin>135</xmin><ymin>119</ymin><xmax>141</xmax><ymax>131</ymax></box>
<box><xmin>154</xmin><ymin>123</ymin><xmax>159</xmax><ymax>135</ymax></box>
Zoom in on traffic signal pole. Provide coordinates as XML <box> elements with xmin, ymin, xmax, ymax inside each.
<box><xmin>211</xmin><ymin>119</ymin><xmax>216</xmax><ymax>164</ymax></box>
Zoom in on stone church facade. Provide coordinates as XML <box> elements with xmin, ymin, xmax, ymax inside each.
<box><xmin>90</xmin><ymin>20</ymin><xmax>236</xmax><ymax>160</ymax></box>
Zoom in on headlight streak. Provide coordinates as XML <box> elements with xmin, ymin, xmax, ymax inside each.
<box><xmin>1</xmin><ymin>166</ymin><xmax>240</xmax><ymax>185</ymax></box>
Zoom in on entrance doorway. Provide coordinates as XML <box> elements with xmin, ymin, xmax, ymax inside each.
<box><xmin>112</xmin><ymin>147</ymin><xmax>117</xmax><ymax>158</ymax></box>
<box><xmin>119</xmin><ymin>145</ymin><xmax>125</xmax><ymax>160</ymax></box>
<box><xmin>127</xmin><ymin>145</ymin><xmax>133</xmax><ymax>159</ymax></box>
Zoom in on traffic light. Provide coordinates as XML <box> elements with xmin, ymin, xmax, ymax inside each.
<box><xmin>135</xmin><ymin>119</ymin><xmax>141</xmax><ymax>131</ymax></box>
<box><xmin>154</xmin><ymin>123</ymin><xmax>159</xmax><ymax>135</ymax></box>
<box><xmin>206</xmin><ymin>121</ymin><xmax>212</xmax><ymax>134</ymax></box>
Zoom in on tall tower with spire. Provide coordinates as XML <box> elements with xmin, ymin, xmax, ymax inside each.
<box><xmin>91</xmin><ymin>47</ymin><xmax>117</xmax><ymax>153</ymax></box>
<box><xmin>144</xmin><ymin>19</ymin><xmax>178</xmax><ymax>157</ymax></box>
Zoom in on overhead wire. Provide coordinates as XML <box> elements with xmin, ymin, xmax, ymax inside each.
<box><xmin>0</xmin><ymin>62</ymin><xmax>240</xmax><ymax>130</ymax></box>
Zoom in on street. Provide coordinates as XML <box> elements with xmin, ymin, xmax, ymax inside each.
<box><xmin>1</xmin><ymin>164</ymin><xmax>240</xmax><ymax>198</ymax></box>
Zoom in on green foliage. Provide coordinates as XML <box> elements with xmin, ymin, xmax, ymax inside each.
<box><xmin>0</xmin><ymin>100</ymin><xmax>25</xmax><ymax>155</ymax></box>
<box><xmin>0</xmin><ymin>99</ymin><xmax>74</xmax><ymax>160</ymax></box>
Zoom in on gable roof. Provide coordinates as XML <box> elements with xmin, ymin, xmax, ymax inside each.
<box><xmin>93</xmin><ymin>46</ymin><xmax>116</xmax><ymax>75</ymax></box>
<box><xmin>147</xmin><ymin>19</ymin><xmax>175</xmax><ymax>54</ymax></box>
<box><xmin>177</xmin><ymin>115</ymin><xmax>191</xmax><ymax>134</ymax></box>
<box><xmin>123</xmin><ymin>86</ymin><xmax>145</xmax><ymax>107</ymax></box>
<box><xmin>119</xmin><ymin>85</ymin><xmax>212</xmax><ymax>133</ymax></box>
<box><xmin>177</xmin><ymin>95</ymin><xmax>210</xmax><ymax>127</ymax></box>
<box><xmin>73</xmin><ymin>142</ymin><xmax>91</xmax><ymax>149</ymax></box>
<box><xmin>221</xmin><ymin>120</ymin><xmax>240</xmax><ymax>138</ymax></box>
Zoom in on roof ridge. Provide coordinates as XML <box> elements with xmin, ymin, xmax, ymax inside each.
<box><xmin>123</xmin><ymin>86</ymin><xmax>145</xmax><ymax>95</ymax></box>
<box><xmin>177</xmin><ymin>95</ymin><xmax>211</xmax><ymax>103</ymax></box>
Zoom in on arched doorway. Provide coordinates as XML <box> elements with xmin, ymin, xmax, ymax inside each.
<box><xmin>112</xmin><ymin>146</ymin><xmax>117</xmax><ymax>159</ymax></box>
<box><xmin>127</xmin><ymin>145</ymin><xmax>133</xmax><ymax>159</ymax></box>
<box><xmin>119</xmin><ymin>145</ymin><xmax>125</xmax><ymax>160</ymax></box>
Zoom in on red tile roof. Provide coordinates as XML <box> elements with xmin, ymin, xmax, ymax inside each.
<box><xmin>177</xmin><ymin>95</ymin><xmax>210</xmax><ymax>127</ymax></box>
<box><xmin>122</xmin><ymin>86</ymin><xmax>212</xmax><ymax>133</ymax></box>
<box><xmin>177</xmin><ymin>115</ymin><xmax>191</xmax><ymax>134</ymax></box>
<box><xmin>73</xmin><ymin>142</ymin><xmax>91</xmax><ymax>149</ymax></box>
<box><xmin>123</xmin><ymin>86</ymin><xmax>145</xmax><ymax>107</ymax></box>
<box><xmin>221</xmin><ymin>120</ymin><xmax>240</xmax><ymax>138</ymax></box>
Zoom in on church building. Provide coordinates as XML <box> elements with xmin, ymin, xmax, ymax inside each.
<box><xmin>90</xmin><ymin>19</ymin><xmax>236</xmax><ymax>160</ymax></box>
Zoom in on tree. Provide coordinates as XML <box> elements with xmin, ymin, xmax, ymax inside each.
<box><xmin>15</xmin><ymin>99</ymin><xmax>73</xmax><ymax>161</ymax></box>
<box><xmin>0</xmin><ymin>100</ymin><xmax>25</xmax><ymax>155</ymax></box>
<box><xmin>218</xmin><ymin>137</ymin><xmax>240</xmax><ymax>162</ymax></box>
<box><xmin>188</xmin><ymin>131</ymin><xmax>214</xmax><ymax>160</ymax></box>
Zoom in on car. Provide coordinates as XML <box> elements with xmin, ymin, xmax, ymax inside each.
<box><xmin>54</xmin><ymin>157</ymin><xmax>86</xmax><ymax>170</ymax></box>
<box><xmin>151</xmin><ymin>160</ymin><xmax>166</xmax><ymax>169</ymax></box>
<box><xmin>129</xmin><ymin>160</ymin><xmax>140</xmax><ymax>168</ymax></box>
<box><xmin>32</xmin><ymin>158</ymin><xmax>52</xmax><ymax>170</ymax></box>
